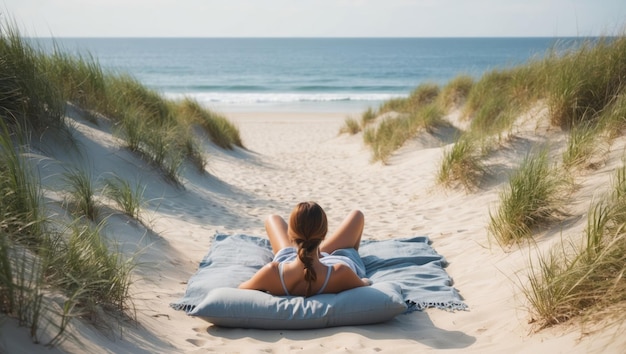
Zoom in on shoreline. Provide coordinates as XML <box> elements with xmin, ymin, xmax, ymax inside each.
<box><xmin>202</xmin><ymin>100</ymin><xmax>380</xmax><ymax>115</ymax></box>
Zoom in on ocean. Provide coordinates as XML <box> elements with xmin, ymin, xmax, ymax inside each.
<box><xmin>38</xmin><ymin>37</ymin><xmax>585</xmax><ymax>113</ymax></box>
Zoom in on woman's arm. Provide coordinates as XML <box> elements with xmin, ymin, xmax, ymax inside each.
<box><xmin>327</xmin><ymin>264</ymin><xmax>371</xmax><ymax>293</ymax></box>
<box><xmin>238</xmin><ymin>263</ymin><xmax>281</xmax><ymax>293</ymax></box>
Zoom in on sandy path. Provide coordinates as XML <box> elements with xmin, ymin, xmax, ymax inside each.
<box><xmin>6</xmin><ymin>108</ymin><xmax>626</xmax><ymax>353</ymax></box>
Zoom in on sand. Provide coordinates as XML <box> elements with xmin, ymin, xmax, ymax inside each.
<box><xmin>2</xmin><ymin>107</ymin><xmax>626</xmax><ymax>353</ymax></box>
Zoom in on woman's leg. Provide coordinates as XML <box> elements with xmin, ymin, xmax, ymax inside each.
<box><xmin>265</xmin><ymin>214</ymin><xmax>293</xmax><ymax>254</ymax></box>
<box><xmin>320</xmin><ymin>210</ymin><xmax>364</xmax><ymax>253</ymax></box>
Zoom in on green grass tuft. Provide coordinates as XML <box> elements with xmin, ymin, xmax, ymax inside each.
<box><xmin>46</xmin><ymin>221</ymin><xmax>135</xmax><ymax>316</ymax></box>
<box><xmin>544</xmin><ymin>37</ymin><xmax>626</xmax><ymax>128</ymax></box>
<box><xmin>523</xmin><ymin>164</ymin><xmax>626</xmax><ymax>328</ymax></box>
<box><xmin>439</xmin><ymin>75</ymin><xmax>474</xmax><ymax>109</ymax></box>
<box><xmin>63</xmin><ymin>168</ymin><xmax>99</xmax><ymax>221</ymax></box>
<box><xmin>365</xmin><ymin>102</ymin><xmax>446</xmax><ymax>163</ymax></box>
<box><xmin>361</xmin><ymin>107</ymin><xmax>378</xmax><ymax>127</ymax></box>
<box><xmin>103</xmin><ymin>175</ymin><xmax>145</xmax><ymax>220</ymax></box>
<box><xmin>339</xmin><ymin>116</ymin><xmax>361</xmax><ymax>135</ymax></box>
<box><xmin>176</xmin><ymin>97</ymin><xmax>243</xmax><ymax>149</ymax></box>
<box><xmin>562</xmin><ymin>120</ymin><xmax>606</xmax><ymax>169</ymax></box>
<box><xmin>0</xmin><ymin>21</ymin><xmax>64</xmax><ymax>132</ymax></box>
<box><xmin>489</xmin><ymin>149</ymin><xmax>569</xmax><ymax>245</ymax></box>
<box><xmin>437</xmin><ymin>133</ymin><xmax>486</xmax><ymax>190</ymax></box>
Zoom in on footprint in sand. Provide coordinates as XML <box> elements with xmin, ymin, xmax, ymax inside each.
<box><xmin>186</xmin><ymin>338</ymin><xmax>207</xmax><ymax>347</ymax></box>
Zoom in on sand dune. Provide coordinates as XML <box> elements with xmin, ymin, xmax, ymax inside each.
<box><xmin>3</xmin><ymin>107</ymin><xmax>626</xmax><ymax>353</ymax></box>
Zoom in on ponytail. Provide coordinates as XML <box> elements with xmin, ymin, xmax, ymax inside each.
<box><xmin>296</xmin><ymin>240</ymin><xmax>318</xmax><ymax>296</ymax></box>
<box><xmin>289</xmin><ymin>202</ymin><xmax>328</xmax><ymax>297</ymax></box>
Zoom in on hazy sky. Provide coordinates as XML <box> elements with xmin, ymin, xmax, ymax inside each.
<box><xmin>2</xmin><ymin>0</ymin><xmax>625</xmax><ymax>38</ymax></box>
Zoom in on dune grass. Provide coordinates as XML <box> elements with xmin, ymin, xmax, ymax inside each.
<box><xmin>0</xmin><ymin>119</ymin><xmax>51</xmax><ymax>343</ymax></box>
<box><xmin>38</xmin><ymin>39</ymin><xmax>243</xmax><ymax>181</ymax></box>
<box><xmin>361</xmin><ymin>83</ymin><xmax>448</xmax><ymax>163</ymax></box>
<box><xmin>378</xmin><ymin>82</ymin><xmax>440</xmax><ymax>115</ymax></box>
<box><xmin>339</xmin><ymin>107</ymin><xmax>380</xmax><ymax>135</ymax></box>
<box><xmin>0</xmin><ymin>22</ymin><xmax>64</xmax><ymax>132</ymax></box>
<box><xmin>437</xmin><ymin>133</ymin><xmax>486</xmax><ymax>190</ymax></box>
<box><xmin>339</xmin><ymin>116</ymin><xmax>362</xmax><ymax>135</ymax></box>
<box><xmin>0</xmin><ymin>237</ymin><xmax>48</xmax><ymax>343</ymax></box>
<box><xmin>462</xmin><ymin>68</ymin><xmax>538</xmax><ymax>136</ymax></box>
<box><xmin>364</xmin><ymin>101</ymin><xmax>445</xmax><ymax>163</ymax></box>
<box><xmin>175</xmin><ymin>97</ymin><xmax>243</xmax><ymax>150</ymax></box>
<box><xmin>361</xmin><ymin>107</ymin><xmax>378</xmax><ymax>127</ymax></box>
<box><xmin>46</xmin><ymin>221</ymin><xmax>135</xmax><ymax>316</ymax></box>
<box><xmin>63</xmin><ymin>167</ymin><xmax>99</xmax><ymax>221</ymax></box>
<box><xmin>1</xmin><ymin>21</ymin><xmax>144</xmax><ymax>345</ymax></box>
<box><xmin>543</xmin><ymin>37</ymin><xmax>626</xmax><ymax>128</ymax></box>
<box><xmin>489</xmin><ymin>149</ymin><xmax>569</xmax><ymax>245</ymax></box>
<box><xmin>601</xmin><ymin>92</ymin><xmax>626</xmax><ymax>139</ymax></box>
<box><xmin>438</xmin><ymin>75</ymin><xmax>474</xmax><ymax>109</ymax></box>
<box><xmin>367</xmin><ymin>34</ymin><xmax>626</xmax><ymax>191</ymax></box>
<box><xmin>524</xmin><ymin>164</ymin><xmax>626</xmax><ymax>328</ymax></box>
<box><xmin>562</xmin><ymin>119</ymin><xmax>606</xmax><ymax>169</ymax></box>
<box><xmin>0</xmin><ymin>122</ymin><xmax>44</xmax><ymax>243</ymax></box>
<box><xmin>39</xmin><ymin>45</ymin><xmax>108</xmax><ymax>116</ymax></box>
<box><xmin>103</xmin><ymin>175</ymin><xmax>145</xmax><ymax>220</ymax></box>
<box><xmin>562</xmin><ymin>85</ymin><xmax>626</xmax><ymax>170</ymax></box>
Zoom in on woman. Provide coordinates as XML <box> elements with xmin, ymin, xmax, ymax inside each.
<box><xmin>239</xmin><ymin>201</ymin><xmax>371</xmax><ymax>297</ymax></box>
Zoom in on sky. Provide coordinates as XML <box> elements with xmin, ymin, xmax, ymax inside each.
<box><xmin>2</xmin><ymin>0</ymin><xmax>625</xmax><ymax>38</ymax></box>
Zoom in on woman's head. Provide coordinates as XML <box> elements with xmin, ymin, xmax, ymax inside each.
<box><xmin>288</xmin><ymin>201</ymin><xmax>327</xmax><ymax>247</ymax></box>
<box><xmin>288</xmin><ymin>201</ymin><xmax>328</xmax><ymax>295</ymax></box>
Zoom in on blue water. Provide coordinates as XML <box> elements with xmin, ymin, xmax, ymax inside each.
<box><xmin>37</xmin><ymin>37</ymin><xmax>584</xmax><ymax>113</ymax></box>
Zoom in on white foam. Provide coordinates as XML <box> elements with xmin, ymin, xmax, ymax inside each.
<box><xmin>163</xmin><ymin>92</ymin><xmax>405</xmax><ymax>104</ymax></box>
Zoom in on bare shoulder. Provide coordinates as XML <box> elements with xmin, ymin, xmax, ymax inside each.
<box><xmin>330</xmin><ymin>263</ymin><xmax>361</xmax><ymax>282</ymax></box>
<box><xmin>263</xmin><ymin>262</ymin><xmax>279</xmax><ymax>271</ymax></box>
<box><xmin>257</xmin><ymin>262</ymin><xmax>280</xmax><ymax>277</ymax></box>
<box><xmin>331</xmin><ymin>263</ymin><xmax>353</xmax><ymax>275</ymax></box>
<box><xmin>239</xmin><ymin>262</ymin><xmax>281</xmax><ymax>292</ymax></box>
<box><xmin>326</xmin><ymin>263</ymin><xmax>366</xmax><ymax>293</ymax></box>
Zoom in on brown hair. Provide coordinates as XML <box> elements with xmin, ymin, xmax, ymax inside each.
<box><xmin>288</xmin><ymin>201</ymin><xmax>328</xmax><ymax>296</ymax></box>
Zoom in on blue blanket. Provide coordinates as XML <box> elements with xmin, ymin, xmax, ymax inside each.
<box><xmin>171</xmin><ymin>233</ymin><xmax>466</xmax><ymax>313</ymax></box>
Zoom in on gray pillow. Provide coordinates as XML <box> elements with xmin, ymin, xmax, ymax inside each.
<box><xmin>189</xmin><ymin>282</ymin><xmax>407</xmax><ymax>329</ymax></box>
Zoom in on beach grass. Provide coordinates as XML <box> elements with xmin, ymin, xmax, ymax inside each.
<box><xmin>361</xmin><ymin>107</ymin><xmax>378</xmax><ymax>127</ymax></box>
<box><xmin>0</xmin><ymin>21</ymin><xmax>64</xmax><ymax>132</ymax></box>
<box><xmin>0</xmin><ymin>19</ymin><xmax>159</xmax><ymax>345</ymax></box>
<box><xmin>103</xmin><ymin>175</ymin><xmax>145</xmax><ymax>220</ymax></box>
<box><xmin>37</xmin><ymin>39</ymin><xmax>242</xmax><ymax>181</ymax></box>
<box><xmin>562</xmin><ymin>119</ymin><xmax>606</xmax><ymax>169</ymax></box>
<box><xmin>437</xmin><ymin>133</ymin><xmax>486</xmax><ymax>190</ymax></box>
<box><xmin>364</xmin><ymin>101</ymin><xmax>445</xmax><ymax>163</ymax></box>
<box><xmin>339</xmin><ymin>116</ymin><xmax>361</xmax><ymax>135</ymax></box>
<box><xmin>601</xmin><ymin>92</ymin><xmax>626</xmax><ymax>139</ymax></box>
<box><xmin>463</xmin><ymin>69</ymin><xmax>529</xmax><ymax>136</ymax></box>
<box><xmin>176</xmin><ymin>97</ymin><xmax>243</xmax><ymax>150</ymax></box>
<box><xmin>359</xmin><ymin>82</ymin><xmax>449</xmax><ymax>162</ymax></box>
<box><xmin>40</xmin><ymin>44</ymin><xmax>108</xmax><ymax>116</ymax></box>
<box><xmin>368</xmin><ymin>34</ymin><xmax>626</xmax><ymax>193</ymax></box>
<box><xmin>48</xmin><ymin>221</ymin><xmax>135</xmax><ymax>315</ymax></box>
<box><xmin>0</xmin><ymin>121</ymin><xmax>44</xmax><ymax>243</ymax></box>
<box><xmin>0</xmin><ymin>118</ymin><xmax>50</xmax><ymax>343</ymax></box>
<box><xmin>339</xmin><ymin>107</ymin><xmax>380</xmax><ymax>135</ymax></box>
<box><xmin>378</xmin><ymin>82</ymin><xmax>440</xmax><ymax>115</ymax></box>
<box><xmin>438</xmin><ymin>75</ymin><xmax>474</xmax><ymax>109</ymax></box>
<box><xmin>524</xmin><ymin>164</ymin><xmax>626</xmax><ymax>328</ymax></box>
<box><xmin>543</xmin><ymin>37</ymin><xmax>626</xmax><ymax>128</ymax></box>
<box><xmin>0</xmin><ymin>14</ymin><xmax>252</xmax><ymax>348</ymax></box>
<box><xmin>488</xmin><ymin>149</ymin><xmax>569</xmax><ymax>245</ymax></box>
<box><xmin>63</xmin><ymin>167</ymin><xmax>99</xmax><ymax>221</ymax></box>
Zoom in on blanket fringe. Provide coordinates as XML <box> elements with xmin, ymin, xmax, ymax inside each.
<box><xmin>170</xmin><ymin>303</ymin><xmax>196</xmax><ymax>313</ymax></box>
<box><xmin>404</xmin><ymin>300</ymin><xmax>468</xmax><ymax>314</ymax></box>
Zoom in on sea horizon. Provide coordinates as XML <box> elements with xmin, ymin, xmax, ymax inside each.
<box><xmin>34</xmin><ymin>37</ymin><xmax>594</xmax><ymax>113</ymax></box>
